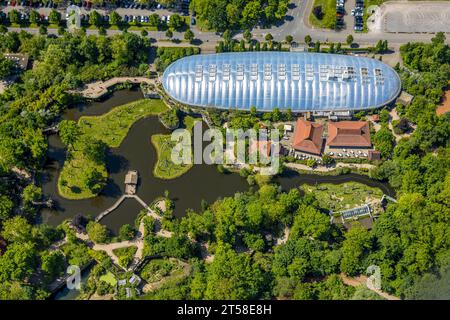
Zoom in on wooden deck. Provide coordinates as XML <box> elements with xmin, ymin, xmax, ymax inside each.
<box><xmin>95</xmin><ymin>194</ymin><xmax>157</xmax><ymax>222</ymax></box>
<box><xmin>71</xmin><ymin>77</ymin><xmax>156</xmax><ymax>99</ymax></box>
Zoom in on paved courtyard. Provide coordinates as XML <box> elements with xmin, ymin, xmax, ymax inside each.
<box><xmin>368</xmin><ymin>1</ymin><xmax>450</xmax><ymax>33</ymax></box>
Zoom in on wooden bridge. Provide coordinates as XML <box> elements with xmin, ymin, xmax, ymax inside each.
<box><xmin>95</xmin><ymin>194</ymin><xmax>154</xmax><ymax>222</ymax></box>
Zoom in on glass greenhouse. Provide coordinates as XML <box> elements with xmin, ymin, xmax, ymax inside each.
<box><xmin>162</xmin><ymin>52</ymin><xmax>401</xmax><ymax>112</ymax></box>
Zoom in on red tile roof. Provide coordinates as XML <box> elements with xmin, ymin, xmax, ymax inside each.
<box><xmin>327</xmin><ymin>121</ymin><xmax>371</xmax><ymax>147</ymax></box>
<box><xmin>292</xmin><ymin>119</ymin><xmax>324</xmax><ymax>155</ymax></box>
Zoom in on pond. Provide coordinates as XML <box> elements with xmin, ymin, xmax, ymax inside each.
<box><xmin>41</xmin><ymin>88</ymin><xmax>394</xmax><ymax>234</ymax></box>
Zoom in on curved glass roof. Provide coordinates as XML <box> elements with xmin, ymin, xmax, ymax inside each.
<box><xmin>162</xmin><ymin>52</ymin><xmax>401</xmax><ymax>112</ymax></box>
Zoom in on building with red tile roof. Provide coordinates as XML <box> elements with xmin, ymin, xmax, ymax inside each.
<box><xmin>327</xmin><ymin>121</ymin><xmax>371</xmax><ymax>148</ymax></box>
<box><xmin>292</xmin><ymin>119</ymin><xmax>324</xmax><ymax>155</ymax></box>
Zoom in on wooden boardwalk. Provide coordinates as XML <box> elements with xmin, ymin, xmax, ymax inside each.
<box><xmin>71</xmin><ymin>77</ymin><xmax>156</xmax><ymax>99</ymax></box>
<box><xmin>95</xmin><ymin>194</ymin><xmax>158</xmax><ymax>222</ymax></box>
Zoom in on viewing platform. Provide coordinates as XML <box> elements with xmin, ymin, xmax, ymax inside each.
<box><xmin>125</xmin><ymin>170</ymin><xmax>138</xmax><ymax>195</ymax></box>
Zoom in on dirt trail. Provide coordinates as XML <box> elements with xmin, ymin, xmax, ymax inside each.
<box><xmin>340</xmin><ymin>273</ymin><xmax>400</xmax><ymax>300</ymax></box>
<box><xmin>73</xmin><ymin>200</ymin><xmax>169</xmax><ymax>270</ymax></box>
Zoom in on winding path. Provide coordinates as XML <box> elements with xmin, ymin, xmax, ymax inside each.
<box><xmin>73</xmin><ymin>199</ymin><xmax>170</xmax><ymax>271</ymax></box>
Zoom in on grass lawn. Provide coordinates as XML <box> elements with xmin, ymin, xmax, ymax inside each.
<box><xmin>79</xmin><ymin>99</ymin><xmax>168</xmax><ymax>148</ymax></box>
<box><xmin>99</xmin><ymin>271</ymin><xmax>117</xmax><ymax>286</ymax></box>
<box><xmin>58</xmin><ymin>99</ymin><xmax>168</xmax><ymax>200</ymax></box>
<box><xmin>151</xmin><ymin>116</ymin><xmax>198</xmax><ymax>180</ymax></box>
<box><xmin>301</xmin><ymin>182</ymin><xmax>383</xmax><ymax>211</ymax></box>
<box><xmin>113</xmin><ymin>246</ymin><xmax>138</xmax><ymax>268</ymax></box>
<box><xmin>309</xmin><ymin>0</ymin><xmax>336</xmax><ymax>29</ymax></box>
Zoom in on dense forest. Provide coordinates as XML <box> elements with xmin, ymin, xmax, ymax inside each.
<box><xmin>0</xmin><ymin>30</ymin><xmax>152</xmax><ymax>298</ymax></box>
<box><xmin>141</xmin><ymin>34</ymin><xmax>450</xmax><ymax>300</ymax></box>
<box><xmin>190</xmin><ymin>0</ymin><xmax>289</xmax><ymax>31</ymax></box>
<box><xmin>0</xmin><ymin>29</ymin><xmax>449</xmax><ymax>299</ymax></box>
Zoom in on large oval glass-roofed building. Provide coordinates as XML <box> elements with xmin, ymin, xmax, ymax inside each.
<box><xmin>162</xmin><ymin>52</ymin><xmax>401</xmax><ymax>112</ymax></box>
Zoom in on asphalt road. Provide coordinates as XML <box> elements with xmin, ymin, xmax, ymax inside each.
<box><xmin>2</xmin><ymin>0</ymin><xmax>450</xmax><ymax>46</ymax></box>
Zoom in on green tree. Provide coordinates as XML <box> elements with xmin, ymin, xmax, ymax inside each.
<box><xmin>29</xmin><ymin>10</ymin><xmax>40</xmax><ymax>24</ymax></box>
<box><xmin>314</xmin><ymin>41</ymin><xmax>320</xmax><ymax>52</ymax></box>
<box><xmin>89</xmin><ymin>11</ymin><xmax>102</xmax><ymax>27</ymax></box>
<box><xmin>340</xmin><ymin>224</ymin><xmax>372</xmax><ymax>275</ymax></box>
<box><xmin>1</xmin><ymin>216</ymin><xmax>33</xmax><ymax>243</ymax></box>
<box><xmin>285</xmin><ymin>35</ymin><xmax>293</xmax><ymax>44</ymax></box>
<box><xmin>287</xmin><ymin>257</ymin><xmax>309</xmax><ymax>281</ymax></box>
<box><xmin>290</xmin><ymin>205</ymin><xmax>330</xmax><ymax>240</ymax></box>
<box><xmin>346</xmin><ymin>34</ymin><xmax>354</xmax><ymax>45</ymax></box>
<box><xmin>243</xmin><ymin>29</ymin><xmax>252</xmax><ymax>43</ymax></box>
<box><xmin>184</xmin><ymin>29</ymin><xmax>194</xmax><ymax>43</ymax></box>
<box><xmin>322</xmin><ymin>154</ymin><xmax>334</xmax><ymax>166</ymax></box>
<box><xmin>373</xmin><ymin>126</ymin><xmax>395</xmax><ymax>158</ymax></box>
<box><xmin>39</xmin><ymin>25</ymin><xmax>47</xmax><ymax>35</ymax></box>
<box><xmin>165</xmin><ymin>29</ymin><xmax>173</xmax><ymax>39</ymax></box>
<box><xmin>265</xmin><ymin>33</ymin><xmax>274</xmax><ymax>42</ymax></box>
<box><xmin>169</xmin><ymin>14</ymin><xmax>184</xmax><ymax>30</ymax></box>
<box><xmin>148</xmin><ymin>14</ymin><xmax>160</xmax><ymax>27</ymax></box>
<box><xmin>59</xmin><ymin>120</ymin><xmax>80</xmax><ymax>150</ymax></box>
<box><xmin>110</xmin><ymin>11</ymin><xmax>122</xmax><ymax>25</ymax></box>
<box><xmin>119</xmin><ymin>224</ymin><xmax>136</xmax><ymax>241</ymax></box>
<box><xmin>22</xmin><ymin>184</ymin><xmax>42</xmax><ymax>205</ymax></box>
<box><xmin>41</xmin><ymin>250</ymin><xmax>66</xmax><ymax>280</ymax></box>
<box><xmin>0</xmin><ymin>195</ymin><xmax>13</xmax><ymax>221</ymax></box>
<box><xmin>86</xmin><ymin>221</ymin><xmax>109</xmax><ymax>244</ymax></box>
<box><xmin>304</xmin><ymin>35</ymin><xmax>312</xmax><ymax>44</ymax></box>
<box><xmin>83</xmin><ymin>167</ymin><xmax>106</xmax><ymax>193</ymax></box>
<box><xmin>0</xmin><ymin>56</ymin><xmax>15</xmax><ymax>78</ymax></box>
<box><xmin>8</xmin><ymin>10</ymin><xmax>20</xmax><ymax>25</ymax></box>
<box><xmin>241</xmin><ymin>1</ymin><xmax>262</xmax><ymax>28</ymax></box>
<box><xmin>79</xmin><ymin>137</ymin><xmax>107</xmax><ymax>164</ymax></box>
<box><xmin>204</xmin><ymin>244</ymin><xmax>264</xmax><ymax>299</ymax></box>
<box><xmin>431</xmin><ymin>32</ymin><xmax>445</xmax><ymax>45</ymax></box>
<box><xmin>0</xmin><ymin>242</ymin><xmax>37</xmax><ymax>282</ymax></box>
<box><xmin>0</xmin><ymin>281</ymin><xmax>35</xmax><ymax>300</ymax></box>
<box><xmin>222</xmin><ymin>29</ymin><xmax>232</xmax><ymax>42</ymax></box>
<box><xmin>49</xmin><ymin>9</ymin><xmax>61</xmax><ymax>25</ymax></box>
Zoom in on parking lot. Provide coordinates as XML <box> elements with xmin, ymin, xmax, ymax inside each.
<box><xmin>368</xmin><ymin>1</ymin><xmax>450</xmax><ymax>33</ymax></box>
<box><xmin>0</xmin><ymin>0</ymin><xmax>192</xmax><ymax>26</ymax></box>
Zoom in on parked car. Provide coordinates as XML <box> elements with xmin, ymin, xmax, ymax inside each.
<box><xmin>190</xmin><ymin>17</ymin><xmax>196</xmax><ymax>25</ymax></box>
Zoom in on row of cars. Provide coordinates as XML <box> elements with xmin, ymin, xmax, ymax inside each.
<box><xmin>2</xmin><ymin>0</ymin><xmax>187</xmax><ymax>12</ymax></box>
<box><xmin>4</xmin><ymin>0</ymin><xmax>63</xmax><ymax>8</ymax></box>
<box><xmin>352</xmin><ymin>0</ymin><xmax>364</xmax><ymax>31</ymax></box>
<box><xmin>336</xmin><ymin>0</ymin><xmax>345</xmax><ymax>29</ymax></box>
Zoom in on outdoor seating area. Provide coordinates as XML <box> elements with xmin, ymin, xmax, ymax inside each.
<box><xmin>324</xmin><ymin>148</ymin><xmax>370</xmax><ymax>159</ymax></box>
<box><xmin>287</xmin><ymin>118</ymin><xmax>374</xmax><ymax>159</ymax></box>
